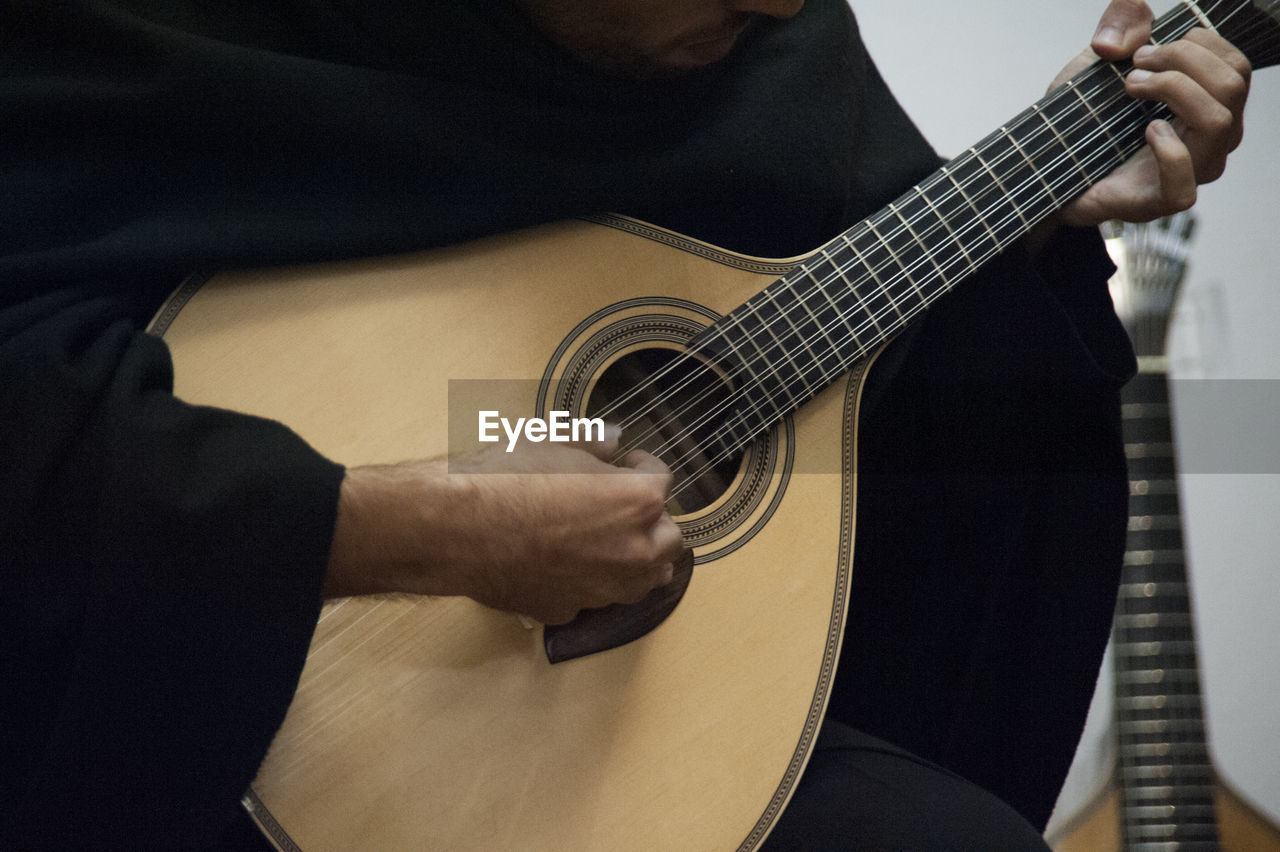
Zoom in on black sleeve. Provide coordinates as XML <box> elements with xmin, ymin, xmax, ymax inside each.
<box><xmin>1</xmin><ymin>285</ymin><xmax>344</xmax><ymax>848</ymax></box>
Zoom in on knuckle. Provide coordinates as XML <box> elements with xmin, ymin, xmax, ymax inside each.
<box><xmin>618</xmin><ymin>537</ymin><xmax>658</xmax><ymax>570</ymax></box>
<box><xmin>1204</xmin><ymin>102</ymin><xmax>1234</xmax><ymax>136</ymax></box>
<box><xmin>1170</xmin><ymin>185</ymin><xmax>1198</xmax><ymax>212</ymax></box>
<box><xmin>1224</xmin><ymin>72</ymin><xmax>1249</xmax><ymax>108</ymax></box>
<box><xmin>1112</xmin><ymin>0</ymin><xmax>1151</xmax><ymax>19</ymax></box>
<box><xmin>1232</xmin><ymin>54</ymin><xmax>1253</xmax><ymax>84</ymax></box>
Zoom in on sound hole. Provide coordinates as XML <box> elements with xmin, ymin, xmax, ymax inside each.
<box><xmin>587</xmin><ymin>347</ymin><xmax>741</xmax><ymax>515</ymax></box>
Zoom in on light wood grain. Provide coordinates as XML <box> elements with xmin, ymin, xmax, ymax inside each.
<box><xmin>157</xmin><ymin>218</ymin><xmax>867</xmax><ymax>851</ymax></box>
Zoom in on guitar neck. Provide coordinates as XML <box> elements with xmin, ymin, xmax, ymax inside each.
<box><xmin>1115</xmin><ymin>368</ymin><xmax>1219</xmax><ymax>849</ymax></box>
<box><xmin>691</xmin><ymin>0</ymin><xmax>1279</xmax><ymax>452</ymax></box>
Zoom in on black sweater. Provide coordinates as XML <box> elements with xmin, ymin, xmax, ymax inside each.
<box><xmin>1</xmin><ymin>1</ymin><xmax>1132</xmax><ymax>846</ymax></box>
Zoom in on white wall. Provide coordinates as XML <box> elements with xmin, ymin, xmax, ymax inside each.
<box><xmin>848</xmin><ymin>0</ymin><xmax>1280</xmax><ymax>828</ymax></box>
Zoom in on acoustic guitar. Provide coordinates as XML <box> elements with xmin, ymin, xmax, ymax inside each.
<box><xmin>1050</xmin><ymin>215</ymin><xmax>1280</xmax><ymax>851</ymax></box>
<box><xmin>149</xmin><ymin>4</ymin><xmax>1280</xmax><ymax>849</ymax></box>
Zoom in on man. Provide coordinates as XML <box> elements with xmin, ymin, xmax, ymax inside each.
<box><xmin>0</xmin><ymin>0</ymin><xmax>1250</xmax><ymax>848</ymax></box>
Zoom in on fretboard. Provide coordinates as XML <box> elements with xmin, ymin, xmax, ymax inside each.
<box><xmin>691</xmin><ymin>1</ymin><xmax>1206</xmax><ymax>450</ymax></box>
<box><xmin>1114</xmin><ymin>368</ymin><xmax>1219</xmax><ymax>850</ymax></box>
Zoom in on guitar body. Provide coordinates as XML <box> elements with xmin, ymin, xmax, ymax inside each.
<box><xmin>152</xmin><ymin>216</ymin><xmax>875</xmax><ymax>851</ymax></box>
<box><xmin>1054</xmin><ymin>782</ymin><xmax>1280</xmax><ymax>852</ymax></box>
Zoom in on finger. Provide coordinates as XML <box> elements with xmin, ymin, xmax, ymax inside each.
<box><xmin>1131</xmin><ymin>38</ymin><xmax>1249</xmax><ymax>120</ymax></box>
<box><xmin>1146</xmin><ymin>119</ymin><xmax>1198</xmax><ymax>214</ymax></box>
<box><xmin>538</xmin><ymin>605</ymin><xmax>581</xmax><ymax>626</ymax></box>
<box><xmin>1091</xmin><ymin>0</ymin><xmax>1154</xmax><ymax>59</ymax></box>
<box><xmin>616</xmin><ymin>573</ymin><xmax>664</xmax><ymax>604</ymax></box>
<box><xmin>620</xmin><ymin>449</ymin><xmax>676</xmax><ymax>496</ymax></box>
<box><xmin>1183</xmin><ymin>27</ymin><xmax>1253</xmax><ymax>93</ymax></box>
<box><xmin>1048</xmin><ymin>48</ymin><xmax>1099</xmax><ymax>94</ymax></box>
<box><xmin>570</xmin><ymin>421</ymin><xmax>622</xmax><ymax>462</ymax></box>
<box><xmin>647</xmin><ymin>513</ymin><xmax>685</xmax><ymax>565</ymax></box>
<box><xmin>1125</xmin><ymin>67</ymin><xmax>1238</xmax><ymax>181</ymax></box>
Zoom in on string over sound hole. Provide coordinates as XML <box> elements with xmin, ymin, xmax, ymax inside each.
<box><xmin>587</xmin><ymin>347</ymin><xmax>742</xmax><ymax>515</ymax></box>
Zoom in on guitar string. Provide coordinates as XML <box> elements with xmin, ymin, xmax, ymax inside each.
<box><xmin>605</xmin><ymin>62</ymin><xmax>1144</xmax><ymax>461</ymax></box>
<box><xmin>655</xmin><ymin>2</ymin><xmax>1272</xmax><ymax>500</ymax></box>
<box><xmin>529</xmin><ymin>0</ymin><xmax>1265</xmax><ymax>503</ymax></box>
<box><xmin>592</xmin><ymin>0</ymin><xmax>1265</xmax><ymax>455</ymax></box>
<box><xmin>595</xmin><ymin>0</ymin><xmax>1226</xmax><ymax>451</ymax></box>
<box><xmin>611</xmin><ymin>1</ymin><xmax>1269</xmax><ymax>494</ymax></box>
<box><xmin>627</xmin><ymin>0</ymin><xmax>1269</xmax><ymax>453</ymax></box>
<box><xmin>589</xmin><ymin>57</ymin><xmax>1129</xmax><ymax>432</ymax></box>
<box><xmin>586</xmin><ymin>0</ymin><xmax>1249</xmax><ymax>434</ymax></box>
<box><xmin>660</xmin><ymin>114</ymin><xmax>1151</xmax><ymax>501</ymax></box>
<box><xmin>620</xmin><ymin>58</ymin><xmax>1157</xmax><ymax>478</ymax></box>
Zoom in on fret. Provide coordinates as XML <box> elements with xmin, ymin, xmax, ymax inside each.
<box><xmin>1129</xmin><ymin>833</ymin><xmax>1219</xmax><ymax>848</ymax></box>
<box><xmin>1124</xmin><ymin>548</ymin><xmax>1185</xmax><ymax>567</ymax></box>
<box><xmin>1117</xmin><ymin>582</ymin><xmax>1188</xmax><ymax>603</ymax></box>
<box><xmin>715</xmin><ymin>315</ymin><xmax>772</xmax><ymax>395</ymax></box>
<box><xmin>968</xmin><ymin>145</ymin><xmax>1032</xmax><ymax>230</ymax></box>
<box><xmin>797</xmin><ymin>260</ymin><xmax>859</xmax><ymax>351</ymax></box>
<box><xmin>1002</xmin><ymin>125</ymin><xmax>1062</xmax><ymax>205</ymax></box>
<box><xmin>1114</xmin><ymin>640</ymin><xmax>1199</xmax><ymax>661</ymax></box>
<box><xmin>1125</xmin><ymin>534</ymin><xmax>1184</xmax><ymax>559</ymax></box>
<box><xmin>1130</xmin><ymin>478</ymin><xmax>1179</xmax><ymax>496</ymax></box>
<box><xmin>1117</xmin><ymin>685</ymin><xmax>1207</xmax><ymax>704</ymax></box>
<box><xmin>1115</xmin><ymin>629</ymin><xmax>1200</xmax><ymax>651</ymax></box>
<box><xmin>888</xmin><ymin>200</ymin><xmax>952</xmax><ymax>287</ymax></box>
<box><xmin>1122</xmin><ymin>762</ymin><xmax>1214</xmax><ymax>782</ymax></box>
<box><xmin>1031</xmin><ymin>104</ymin><xmax>1091</xmax><ymax>184</ymax></box>
<box><xmin>1114</xmin><ymin>611</ymin><xmax>1193</xmax><ymax>631</ymax></box>
<box><xmin>682</xmin><ymin>3</ymin><xmax>1251</xmax><ymax>468</ymax></box>
<box><xmin>746</xmin><ymin>307</ymin><xmax>808</xmax><ymax>410</ymax></box>
<box><xmin>1064</xmin><ymin>76</ymin><xmax>1129</xmax><ymax>160</ymax></box>
<box><xmin>1119</xmin><ymin>718</ymin><xmax>1205</xmax><ymax>736</ymax></box>
<box><xmin>1127</xmin><ymin>513</ymin><xmax>1183</xmax><ymax>532</ymax></box>
<box><xmin>1126</xmin><ymin>777</ymin><xmax>1213</xmax><ymax>798</ymax></box>
<box><xmin>1125</xmin><ymin>804</ymin><xmax>1217</xmax><ymax>821</ymax></box>
<box><xmin>912</xmin><ymin>185</ymin><xmax>976</xmax><ymax>268</ymax></box>
<box><xmin>1116</xmin><ymin>692</ymin><xmax>1204</xmax><ymax>711</ymax></box>
<box><xmin>840</xmin><ymin>234</ymin><xmax>906</xmax><ymax>330</ymax></box>
<box><xmin>758</xmin><ymin>287</ymin><xmax>833</xmax><ymax>386</ymax></box>
<box><xmin>1122</xmin><ymin>742</ymin><xmax>1212</xmax><ymax>761</ymax></box>
<box><xmin>1179</xmin><ymin>0</ymin><xmax>1217</xmax><ymax>33</ymax></box>
<box><xmin>1122</xmin><ymin>549</ymin><xmax>1188</xmax><ymax>573</ymax></box>
<box><xmin>1126</xmin><ymin>441</ymin><xmax>1176</xmax><ymax>460</ymax></box>
<box><xmin>714</xmin><ymin>315</ymin><xmax>800</xmax><ymax>432</ymax></box>
<box><xmin>1115</xmin><ymin>666</ymin><xmax>1201</xmax><ymax>684</ymax></box>
<box><xmin>1131</xmin><ymin>834</ymin><xmax>1218</xmax><ymax>849</ymax></box>
<box><xmin>834</xmin><ymin>236</ymin><xmax>896</xmax><ymax>337</ymax></box>
<box><xmin>865</xmin><ymin>218</ymin><xmax>926</xmax><ymax>303</ymax></box>
<box><xmin>938</xmin><ymin>164</ymin><xmax>1001</xmax><ymax>248</ymax></box>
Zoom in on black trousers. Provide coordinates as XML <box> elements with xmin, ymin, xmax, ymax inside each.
<box><xmin>763</xmin><ymin>720</ymin><xmax>1050</xmax><ymax>851</ymax></box>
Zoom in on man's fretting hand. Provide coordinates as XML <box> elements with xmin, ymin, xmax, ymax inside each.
<box><xmin>1053</xmin><ymin>0</ymin><xmax>1251</xmax><ymax>227</ymax></box>
<box><xmin>322</xmin><ymin>430</ymin><xmax>683</xmax><ymax>625</ymax></box>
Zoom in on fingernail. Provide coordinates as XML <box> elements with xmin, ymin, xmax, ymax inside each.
<box><xmin>1134</xmin><ymin>44</ymin><xmax>1157</xmax><ymax>61</ymax></box>
<box><xmin>1095</xmin><ymin>26</ymin><xmax>1123</xmax><ymax>49</ymax></box>
<box><xmin>1151</xmin><ymin>119</ymin><xmax>1175</xmax><ymax>137</ymax></box>
<box><xmin>602</xmin><ymin>422</ymin><xmax>622</xmax><ymax>443</ymax></box>
<box><xmin>1127</xmin><ymin>68</ymin><xmax>1153</xmax><ymax>83</ymax></box>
